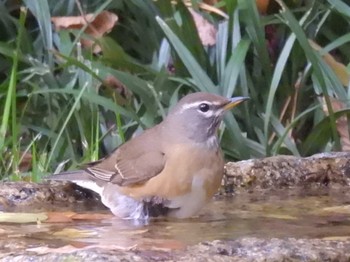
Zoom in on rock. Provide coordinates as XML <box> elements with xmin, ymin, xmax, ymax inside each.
<box><xmin>223</xmin><ymin>152</ymin><xmax>350</xmax><ymax>194</ymax></box>
<box><xmin>1</xmin><ymin>238</ymin><xmax>350</xmax><ymax>261</ymax></box>
<box><xmin>0</xmin><ymin>181</ymin><xmax>102</xmax><ymax>211</ymax></box>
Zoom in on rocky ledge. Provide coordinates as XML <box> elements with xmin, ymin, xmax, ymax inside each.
<box><xmin>1</xmin><ymin>152</ymin><xmax>350</xmax><ymax>262</ymax></box>
<box><xmin>2</xmin><ymin>238</ymin><xmax>350</xmax><ymax>262</ymax></box>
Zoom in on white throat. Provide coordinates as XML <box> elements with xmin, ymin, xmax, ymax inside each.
<box><xmin>203</xmin><ymin>135</ymin><xmax>219</xmax><ymax>149</ymax></box>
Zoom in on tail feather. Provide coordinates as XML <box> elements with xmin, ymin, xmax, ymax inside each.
<box><xmin>46</xmin><ymin>170</ymin><xmax>91</xmax><ymax>181</ymax></box>
<box><xmin>47</xmin><ymin>170</ymin><xmax>104</xmax><ymax>195</ymax></box>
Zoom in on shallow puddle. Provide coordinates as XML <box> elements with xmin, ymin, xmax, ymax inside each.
<box><xmin>1</xmin><ymin>187</ymin><xmax>350</xmax><ymax>253</ymax></box>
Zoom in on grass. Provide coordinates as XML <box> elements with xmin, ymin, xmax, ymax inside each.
<box><xmin>0</xmin><ymin>0</ymin><xmax>349</xmax><ymax>181</ymax></box>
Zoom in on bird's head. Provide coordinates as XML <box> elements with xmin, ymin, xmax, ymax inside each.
<box><xmin>165</xmin><ymin>92</ymin><xmax>249</xmax><ymax>146</ymax></box>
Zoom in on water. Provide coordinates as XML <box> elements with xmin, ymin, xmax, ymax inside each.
<box><xmin>1</xmin><ymin>187</ymin><xmax>350</xmax><ymax>252</ymax></box>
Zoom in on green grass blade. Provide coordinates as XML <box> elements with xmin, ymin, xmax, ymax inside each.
<box><xmin>326</xmin><ymin>0</ymin><xmax>350</xmax><ymax>17</ymax></box>
<box><xmin>271</xmin><ymin>104</ymin><xmax>320</xmax><ymax>154</ymax></box>
<box><xmin>156</xmin><ymin>16</ymin><xmax>217</xmax><ymax>93</ymax></box>
<box><xmin>31</xmin><ymin>88</ymin><xmax>136</xmax><ymax>119</ymax></box>
<box><xmin>45</xmin><ymin>83</ymin><xmax>88</xmax><ymax>169</ymax></box>
<box><xmin>276</xmin><ymin>0</ymin><xmax>342</xmax><ymax>150</ymax></box>
<box><xmin>269</xmin><ymin>114</ymin><xmax>300</xmax><ymax>156</ymax></box>
<box><xmin>264</xmin><ymin>31</ymin><xmax>297</xmax><ymax>153</ymax></box>
<box><xmin>222</xmin><ymin>38</ymin><xmax>250</xmax><ymax>97</ymax></box>
<box><xmin>0</xmin><ymin>8</ymin><xmax>27</xmax><ymax>155</ymax></box>
<box><xmin>24</xmin><ymin>0</ymin><xmax>53</xmax><ymax>65</ymax></box>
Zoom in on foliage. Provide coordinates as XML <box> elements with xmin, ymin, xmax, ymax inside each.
<box><xmin>0</xmin><ymin>0</ymin><xmax>349</xmax><ymax>180</ymax></box>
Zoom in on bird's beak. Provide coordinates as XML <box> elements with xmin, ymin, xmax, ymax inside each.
<box><xmin>223</xmin><ymin>96</ymin><xmax>250</xmax><ymax>111</ymax></box>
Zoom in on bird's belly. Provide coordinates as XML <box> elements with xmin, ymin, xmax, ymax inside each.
<box><xmin>118</xmin><ymin>144</ymin><xmax>224</xmax><ymax>218</ymax></box>
<box><xmin>166</xmin><ymin>172</ymin><xmax>217</xmax><ymax>218</ymax></box>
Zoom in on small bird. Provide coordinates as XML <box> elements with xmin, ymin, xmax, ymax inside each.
<box><xmin>49</xmin><ymin>92</ymin><xmax>248</xmax><ymax>220</ymax></box>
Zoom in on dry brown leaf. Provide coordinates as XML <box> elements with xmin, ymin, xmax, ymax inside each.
<box><xmin>52</xmin><ymin>228</ymin><xmax>97</xmax><ymax>238</ymax></box>
<box><xmin>199</xmin><ymin>0</ymin><xmax>270</xmax><ymax>15</ymax></box>
<box><xmin>261</xmin><ymin>213</ymin><xmax>298</xmax><ymax>220</ymax></box>
<box><xmin>182</xmin><ymin>1</ymin><xmax>228</xmax><ymax>18</ymax></box>
<box><xmin>202</xmin><ymin>0</ymin><xmax>218</xmax><ymax>5</ymax></box>
<box><xmin>256</xmin><ymin>0</ymin><xmax>270</xmax><ymax>14</ymax></box>
<box><xmin>45</xmin><ymin>211</ymin><xmax>77</xmax><ymax>223</ymax></box>
<box><xmin>321</xmin><ymin>205</ymin><xmax>350</xmax><ymax>214</ymax></box>
<box><xmin>18</xmin><ymin>151</ymin><xmax>32</xmax><ymax>172</ymax></box>
<box><xmin>189</xmin><ymin>8</ymin><xmax>217</xmax><ymax>46</ymax></box>
<box><xmin>314</xmin><ymin>39</ymin><xmax>350</xmax><ymax>151</ymax></box>
<box><xmin>27</xmin><ymin>245</ymin><xmax>81</xmax><ymax>254</ymax></box>
<box><xmin>27</xmin><ymin>243</ymin><xmax>136</xmax><ymax>254</ymax></box>
<box><xmin>322</xmin><ymin>236</ymin><xmax>350</xmax><ymax>241</ymax></box>
<box><xmin>71</xmin><ymin>213</ymin><xmax>114</xmax><ymax>221</ymax></box>
<box><xmin>51</xmin><ymin>11</ymin><xmax>118</xmax><ymax>53</ymax></box>
<box><xmin>45</xmin><ymin>212</ymin><xmax>113</xmax><ymax>223</ymax></box>
<box><xmin>322</xmin><ymin>96</ymin><xmax>350</xmax><ymax>151</ymax></box>
<box><xmin>0</xmin><ymin>212</ymin><xmax>48</xmax><ymax>223</ymax></box>
<box><xmin>115</xmin><ymin>228</ymin><xmax>149</xmax><ymax>236</ymax></box>
<box><xmin>69</xmin><ymin>241</ymin><xmax>92</xmax><ymax>249</ymax></box>
<box><xmin>103</xmin><ymin>75</ymin><xmax>132</xmax><ymax>100</ymax></box>
<box><xmin>309</xmin><ymin>40</ymin><xmax>350</xmax><ymax>86</ymax></box>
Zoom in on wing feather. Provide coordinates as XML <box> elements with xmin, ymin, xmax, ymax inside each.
<box><xmin>83</xmin><ymin>126</ymin><xmax>166</xmax><ymax>186</ymax></box>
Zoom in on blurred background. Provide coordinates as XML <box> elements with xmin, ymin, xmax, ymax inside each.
<box><xmin>0</xmin><ymin>0</ymin><xmax>349</xmax><ymax>180</ymax></box>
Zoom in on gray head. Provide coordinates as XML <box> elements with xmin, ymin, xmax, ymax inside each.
<box><xmin>164</xmin><ymin>92</ymin><xmax>248</xmax><ymax>146</ymax></box>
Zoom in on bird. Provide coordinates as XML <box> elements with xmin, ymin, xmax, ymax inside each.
<box><xmin>48</xmin><ymin>92</ymin><xmax>248</xmax><ymax>220</ymax></box>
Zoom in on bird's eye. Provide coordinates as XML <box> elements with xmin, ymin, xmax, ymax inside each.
<box><xmin>199</xmin><ymin>103</ymin><xmax>210</xmax><ymax>112</ymax></box>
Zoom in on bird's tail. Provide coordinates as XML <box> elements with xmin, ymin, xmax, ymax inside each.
<box><xmin>47</xmin><ymin>170</ymin><xmax>103</xmax><ymax>195</ymax></box>
<box><xmin>46</xmin><ymin>170</ymin><xmax>91</xmax><ymax>181</ymax></box>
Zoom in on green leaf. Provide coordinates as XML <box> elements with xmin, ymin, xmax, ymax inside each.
<box><xmin>156</xmin><ymin>16</ymin><xmax>217</xmax><ymax>93</ymax></box>
<box><xmin>222</xmin><ymin>38</ymin><xmax>250</xmax><ymax>97</ymax></box>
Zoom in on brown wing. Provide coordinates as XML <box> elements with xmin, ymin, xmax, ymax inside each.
<box><xmin>84</xmin><ymin>127</ymin><xmax>166</xmax><ymax>186</ymax></box>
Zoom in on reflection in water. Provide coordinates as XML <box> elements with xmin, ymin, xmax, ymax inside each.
<box><xmin>2</xmin><ymin>187</ymin><xmax>350</xmax><ymax>250</ymax></box>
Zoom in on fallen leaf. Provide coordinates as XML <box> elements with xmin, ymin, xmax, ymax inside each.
<box><xmin>27</xmin><ymin>243</ymin><xmax>136</xmax><ymax>254</ymax></box>
<box><xmin>202</xmin><ymin>0</ymin><xmax>218</xmax><ymax>5</ymax></box>
<box><xmin>71</xmin><ymin>213</ymin><xmax>114</xmax><ymax>221</ymax></box>
<box><xmin>52</xmin><ymin>228</ymin><xmax>97</xmax><ymax>238</ymax></box>
<box><xmin>51</xmin><ymin>11</ymin><xmax>118</xmax><ymax>53</ymax></box>
<box><xmin>114</xmin><ymin>228</ymin><xmax>149</xmax><ymax>236</ymax></box>
<box><xmin>189</xmin><ymin>8</ymin><xmax>217</xmax><ymax>46</ymax></box>
<box><xmin>19</xmin><ymin>152</ymin><xmax>32</xmax><ymax>172</ymax></box>
<box><xmin>103</xmin><ymin>75</ymin><xmax>132</xmax><ymax>102</ymax></box>
<box><xmin>322</xmin><ymin>236</ymin><xmax>350</xmax><ymax>241</ymax></box>
<box><xmin>261</xmin><ymin>213</ymin><xmax>298</xmax><ymax>220</ymax></box>
<box><xmin>45</xmin><ymin>212</ymin><xmax>113</xmax><ymax>223</ymax></box>
<box><xmin>0</xmin><ymin>212</ymin><xmax>47</xmax><ymax>223</ymax></box>
<box><xmin>321</xmin><ymin>205</ymin><xmax>350</xmax><ymax>214</ymax></box>
<box><xmin>256</xmin><ymin>0</ymin><xmax>270</xmax><ymax>14</ymax></box>
<box><xmin>316</xmin><ymin>40</ymin><xmax>350</xmax><ymax>151</ymax></box>
<box><xmin>0</xmin><ymin>212</ymin><xmax>114</xmax><ymax>224</ymax></box>
<box><xmin>322</xmin><ymin>96</ymin><xmax>350</xmax><ymax>151</ymax></box>
<box><xmin>183</xmin><ymin>1</ymin><xmax>228</xmax><ymax>19</ymax></box>
<box><xmin>45</xmin><ymin>211</ymin><xmax>77</xmax><ymax>223</ymax></box>
<box><xmin>27</xmin><ymin>245</ymin><xmax>79</xmax><ymax>254</ymax></box>
<box><xmin>310</xmin><ymin>40</ymin><xmax>350</xmax><ymax>86</ymax></box>
<box><xmin>198</xmin><ymin>0</ymin><xmax>270</xmax><ymax>15</ymax></box>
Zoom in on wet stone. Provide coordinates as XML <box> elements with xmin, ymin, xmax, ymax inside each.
<box><xmin>0</xmin><ymin>181</ymin><xmax>103</xmax><ymax>212</ymax></box>
<box><xmin>223</xmin><ymin>152</ymin><xmax>350</xmax><ymax>194</ymax></box>
<box><xmin>2</xmin><ymin>238</ymin><xmax>350</xmax><ymax>262</ymax></box>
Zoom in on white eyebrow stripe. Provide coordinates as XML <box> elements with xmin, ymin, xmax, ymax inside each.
<box><xmin>179</xmin><ymin>100</ymin><xmax>225</xmax><ymax>110</ymax></box>
<box><xmin>180</xmin><ymin>101</ymin><xmax>211</xmax><ymax>111</ymax></box>
<box><xmin>175</xmin><ymin>101</ymin><xmax>202</xmax><ymax>114</ymax></box>
<box><xmin>175</xmin><ymin>99</ymin><xmax>228</xmax><ymax>115</ymax></box>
